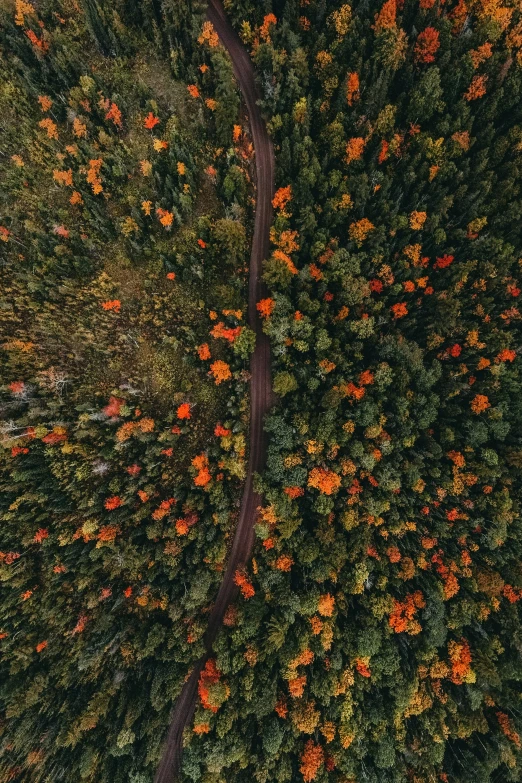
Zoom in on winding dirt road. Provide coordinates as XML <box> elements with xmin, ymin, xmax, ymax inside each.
<box><xmin>154</xmin><ymin>2</ymin><xmax>274</xmax><ymax>780</ymax></box>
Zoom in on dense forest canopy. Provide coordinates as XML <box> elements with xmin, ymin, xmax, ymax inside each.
<box><xmin>2</xmin><ymin>0</ymin><xmax>522</xmax><ymax>782</ymax></box>
<box><xmin>0</xmin><ymin>1</ymin><xmax>253</xmax><ymax>780</ymax></box>
<box><xmin>182</xmin><ymin>0</ymin><xmax>522</xmax><ymax>782</ymax></box>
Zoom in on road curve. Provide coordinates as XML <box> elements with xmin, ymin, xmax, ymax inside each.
<box><xmin>154</xmin><ymin>2</ymin><xmax>274</xmax><ymax>781</ymax></box>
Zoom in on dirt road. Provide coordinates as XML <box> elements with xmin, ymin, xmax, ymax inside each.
<box><xmin>154</xmin><ymin>2</ymin><xmax>274</xmax><ymax>780</ymax></box>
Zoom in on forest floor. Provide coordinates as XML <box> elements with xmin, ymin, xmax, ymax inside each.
<box><xmin>154</xmin><ymin>2</ymin><xmax>274</xmax><ymax>780</ymax></box>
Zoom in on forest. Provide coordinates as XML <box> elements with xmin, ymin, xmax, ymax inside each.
<box><xmin>2</xmin><ymin>0</ymin><xmax>522</xmax><ymax>782</ymax></box>
<box><xmin>1</xmin><ymin>0</ymin><xmax>254</xmax><ymax>780</ymax></box>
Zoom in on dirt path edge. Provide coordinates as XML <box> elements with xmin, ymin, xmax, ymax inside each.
<box><xmin>153</xmin><ymin>3</ymin><xmax>274</xmax><ymax>780</ymax></box>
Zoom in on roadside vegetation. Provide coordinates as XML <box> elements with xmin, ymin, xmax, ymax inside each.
<box><xmin>0</xmin><ymin>2</ymin><xmax>254</xmax><ymax>781</ymax></box>
<box><xmin>181</xmin><ymin>2</ymin><xmax>522</xmax><ymax>783</ymax></box>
